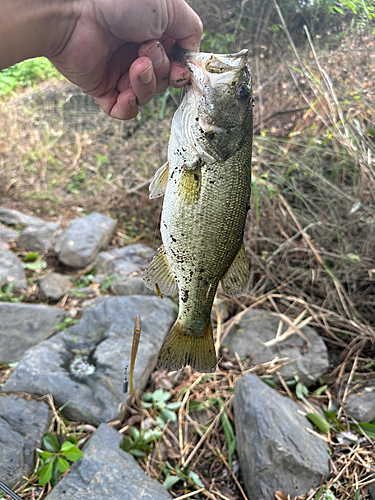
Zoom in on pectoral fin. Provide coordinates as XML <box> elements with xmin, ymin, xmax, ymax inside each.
<box><xmin>149</xmin><ymin>162</ymin><xmax>169</xmax><ymax>199</ymax></box>
<box><xmin>143</xmin><ymin>245</ymin><xmax>178</xmax><ymax>297</ymax></box>
<box><xmin>178</xmin><ymin>167</ymin><xmax>201</xmax><ymax>204</ymax></box>
<box><xmin>221</xmin><ymin>243</ymin><xmax>249</xmax><ymax>297</ymax></box>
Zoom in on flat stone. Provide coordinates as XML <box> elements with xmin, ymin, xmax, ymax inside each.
<box><xmin>18</xmin><ymin>222</ymin><xmax>60</xmax><ymax>252</ymax></box>
<box><xmin>0</xmin><ymin>303</ymin><xmax>67</xmax><ymax>363</ymax></box>
<box><xmin>55</xmin><ymin>213</ymin><xmax>117</xmax><ymax>268</ymax></box>
<box><xmin>0</xmin><ymin>227</ymin><xmax>19</xmax><ymax>241</ymax></box>
<box><xmin>369</xmin><ymin>480</ymin><xmax>375</xmax><ymax>500</ymax></box>
<box><xmin>45</xmin><ymin>424</ymin><xmax>171</xmax><ymax>500</ymax></box>
<box><xmin>225</xmin><ymin>309</ymin><xmax>329</xmax><ymax>386</ymax></box>
<box><xmin>0</xmin><ymin>395</ymin><xmax>52</xmax><ymax>486</ymax></box>
<box><xmin>2</xmin><ymin>295</ymin><xmax>176</xmax><ymax>422</ymax></box>
<box><xmin>95</xmin><ymin>244</ymin><xmax>156</xmax><ymax>295</ymax></box>
<box><xmin>234</xmin><ymin>373</ymin><xmax>330</xmax><ymax>500</ymax></box>
<box><xmin>0</xmin><ymin>207</ymin><xmax>46</xmax><ymax>227</ymax></box>
<box><xmin>39</xmin><ymin>273</ymin><xmax>74</xmax><ymax>302</ymax></box>
<box><xmin>0</xmin><ymin>246</ymin><xmax>27</xmax><ymax>291</ymax></box>
<box><xmin>345</xmin><ymin>378</ymin><xmax>375</xmax><ymax>423</ymax></box>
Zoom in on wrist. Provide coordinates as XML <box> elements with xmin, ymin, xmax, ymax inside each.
<box><xmin>0</xmin><ymin>0</ymin><xmax>79</xmax><ymax>70</ymax></box>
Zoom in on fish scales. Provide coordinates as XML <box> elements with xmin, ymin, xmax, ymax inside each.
<box><xmin>144</xmin><ymin>47</ymin><xmax>253</xmax><ymax>372</ymax></box>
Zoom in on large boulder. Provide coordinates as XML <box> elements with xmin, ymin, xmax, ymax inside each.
<box><xmin>0</xmin><ymin>226</ymin><xmax>19</xmax><ymax>241</ymax></box>
<box><xmin>55</xmin><ymin>213</ymin><xmax>116</xmax><ymax>268</ymax></box>
<box><xmin>95</xmin><ymin>244</ymin><xmax>156</xmax><ymax>296</ymax></box>
<box><xmin>225</xmin><ymin>309</ymin><xmax>329</xmax><ymax>386</ymax></box>
<box><xmin>234</xmin><ymin>373</ymin><xmax>330</xmax><ymax>500</ymax></box>
<box><xmin>345</xmin><ymin>378</ymin><xmax>375</xmax><ymax>423</ymax></box>
<box><xmin>18</xmin><ymin>221</ymin><xmax>60</xmax><ymax>252</ymax></box>
<box><xmin>38</xmin><ymin>273</ymin><xmax>73</xmax><ymax>302</ymax></box>
<box><xmin>0</xmin><ymin>302</ymin><xmax>67</xmax><ymax>363</ymax></box>
<box><xmin>0</xmin><ymin>395</ymin><xmax>51</xmax><ymax>486</ymax></box>
<box><xmin>0</xmin><ymin>207</ymin><xmax>46</xmax><ymax>227</ymax></box>
<box><xmin>45</xmin><ymin>424</ymin><xmax>172</xmax><ymax>500</ymax></box>
<box><xmin>2</xmin><ymin>295</ymin><xmax>176</xmax><ymax>422</ymax></box>
<box><xmin>0</xmin><ymin>244</ymin><xmax>27</xmax><ymax>291</ymax></box>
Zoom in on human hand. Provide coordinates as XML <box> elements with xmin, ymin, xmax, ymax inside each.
<box><xmin>48</xmin><ymin>0</ymin><xmax>202</xmax><ymax>120</ymax></box>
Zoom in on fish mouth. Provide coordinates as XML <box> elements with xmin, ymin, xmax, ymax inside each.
<box><xmin>174</xmin><ymin>44</ymin><xmax>248</xmax><ymax>86</ymax></box>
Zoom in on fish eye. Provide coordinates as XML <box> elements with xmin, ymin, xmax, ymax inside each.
<box><xmin>236</xmin><ymin>83</ymin><xmax>251</xmax><ymax>100</ymax></box>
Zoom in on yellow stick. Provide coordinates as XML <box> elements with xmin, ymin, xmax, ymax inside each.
<box><xmin>130</xmin><ymin>315</ymin><xmax>141</xmax><ymax>397</ymax></box>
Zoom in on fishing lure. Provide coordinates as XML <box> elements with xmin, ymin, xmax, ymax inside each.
<box><xmin>129</xmin><ymin>315</ymin><xmax>141</xmax><ymax>397</ymax></box>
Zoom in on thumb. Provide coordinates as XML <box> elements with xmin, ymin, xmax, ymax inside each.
<box><xmin>164</xmin><ymin>0</ymin><xmax>203</xmax><ymax>51</ymax></box>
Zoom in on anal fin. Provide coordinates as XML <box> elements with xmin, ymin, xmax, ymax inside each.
<box><xmin>143</xmin><ymin>245</ymin><xmax>178</xmax><ymax>297</ymax></box>
<box><xmin>221</xmin><ymin>243</ymin><xmax>249</xmax><ymax>297</ymax></box>
<box><xmin>149</xmin><ymin>162</ymin><xmax>169</xmax><ymax>199</ymax></box>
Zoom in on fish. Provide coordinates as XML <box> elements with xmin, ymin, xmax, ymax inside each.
<box><xmin>143</xmin><ymin>46</ymin><xmax>253</xmax><ymax>372</ymax></box>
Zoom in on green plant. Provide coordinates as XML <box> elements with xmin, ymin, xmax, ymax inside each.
<box><xmin>55</xmin><ymin>317</ymin><xmax>79</xmax><ymax>331</ymax></box>
<box><xmin>0</xmin><ymin>282</ymin><xmax>25</xmax><ymax>302</ymax></box>
<box><xmin>0</xmin><ymin>57</ymin><xmax>60</xmax><ymax>96</ymax></box>
<box><xmin>142</xmin><ymin>389</ymin><xmax>182</xmax><ymax>429</ymax></box>
<box><xmin>120</xmin><ymin>427</ymin><xmax>162</xmax><ymax>458</ymax></box>
<box><xmin>36</xmin><ymin>433</ymin><xmax>83</xmax><ymax>487</ymax></box>
<box><xmin>23</xmin><ymin>252</ymin><xmax>47</xmax><ymax>272</ymax></box>
<box><xmin>162</xmin><ymin>461</ymin><xmax>204</xmax><ymax>490</ymax></box>
<box><xmin>200</xmin><ymin>31</ymin><xmax>235</xmax><ymax>53</ymax></box>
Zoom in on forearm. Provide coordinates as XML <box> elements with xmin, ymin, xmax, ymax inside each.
<box><xmin>0</xmin><ymin>0</ymin><xmax>77</xmax><ymax>70</ymax></box>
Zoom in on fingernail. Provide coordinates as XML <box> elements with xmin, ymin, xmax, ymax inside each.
<box><xmin>139</xmin><ymin>64</ymin><xmax>153</xmax><ymax>84</ymax></box>
<box><xmin>146</xmin><ymin>42</ymin><xmax>164</xmax><ymax>68</ymax></box>
<box><xmin>129</xmin><ymin>96</ymin><xmax>137</xmax><ymax>107</ymax></box>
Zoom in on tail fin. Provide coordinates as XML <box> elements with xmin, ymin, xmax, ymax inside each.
<box><xmin>157</xmin><ymin>320</ymin><xmax>217</xmax><ymax>372</ymax></box>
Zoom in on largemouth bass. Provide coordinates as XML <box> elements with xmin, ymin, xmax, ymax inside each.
<box><xmin>144</xmin><ymin>46</ymin><xmax>253</xmax><ymax>372</ymax></box>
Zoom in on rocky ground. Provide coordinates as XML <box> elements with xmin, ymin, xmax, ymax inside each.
<box><xmin>0</xmin><ymin>206</ymin><xmax>374</xmax><ymax>500</ymax></box>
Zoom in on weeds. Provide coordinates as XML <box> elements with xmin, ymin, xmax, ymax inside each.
<box><xmin>36</xmin><ymin>432</ymin><xmax>83</xmax><ymax>487</ymax></box>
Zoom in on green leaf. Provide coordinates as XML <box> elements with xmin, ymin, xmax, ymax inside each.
<box><xmin>313</xmin><ymin>385</ymin><xmax>327</xmax><ymax>396</ymax></box>
<box><xmin>163</xmin><ymin>474</ymin><xmax>181</xmax><ymax>490</ymax></box>
<box><xmin>153</xmin><ymin>389</ymin><xmax>171</xmax><ymax>404</ymax></box>
<box><xmin>24</xmin><ymin>259</ymin><xmax>47</xmax><ymax>270</ymax></box>
<box><xmin>166</xmin><ymin>402</ymin><xmax>182</xmax><ymax>410</ymax></box>
<box><xmin>43</xmin><ymin>433</ymin><xmax>59</xmax><ymax>453</ymax></box>
<box><xmin>356</xmin><ymin>422</ymin><xmax>375</xmax><ymax>439</ymax></box>
<box><xmin>24</xmin><ymin>252</ymin><xmax>41</xmax><ymax>262</ymax></box>
<box><xmin>261</xmin><ymin>376</ymin><xmax>276</xmax><ymax>388</ymax></box>
<box><xmin>188</xmin><ymin>470</ymin><xmax>204</xmax><ymax>488</ymax></box>
<box><xmin>306</xmin><ymin>412</ymin><xmax>331</xmax><ymax>434</ymax></box>
<box><xmin>296</xmin><ymin>381</ymin><xmax>309</xmax><ymax>400</ymax></box>
<box><xmin>57</xmin><ymin>457</ymin><xmax>70</xmax><ymax>473</ymax></box>
<box><xmin>129</xmin><ymin>449</ymin><xmax>146</xmax><ymax>458</ymax></box>
<box><xmin>130</xmin><ymin>427</ymin><xmax>140</xmax><ymax>442</ymax></box>
<box><xmin>120</xmin><ymin>436</ymin><xmax>133</xmax><ymax>452</ymax></box>
<box><xmin>37</xmin><ymin>449</ymin><xmax>53</xmax><ymax>460</ymax></box>
<box><xmin>38</xmin><ymin>461</ymin><xmax>54</xmax><ymax>486</ymax></box>
<box><xmin>141</xmin><ymin>402</ymin><xmax>153</xmax><ymax>408</ymax></box>
<box><xmin>161</xmin><ymin>407</ymin><xmax>177</xmax><ymax>422</ymax></box>
<box><xmin>61</xmin><ymin>442</ymin><xmax>83</xmax><ymax>461</ymax></box>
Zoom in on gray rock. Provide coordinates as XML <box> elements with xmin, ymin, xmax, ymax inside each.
<box><xmin>0</xmin><ymin>303</ymin><xmax>67</xmax><ymax>363</ymax></box>
<box><xmin>0</xmin><ymin>227</ymin><xmax>19</xmax><ymax>241</ymax></box>
<box><xmin>45</xmin><ymin>424</ymin><xmax>171</xmax><ymax>500</ymax></box>
<box><xmin>0</xmin><ymin>246</ymin><xmax>27</xmax><ymax>291</ymax></box>
<box><xmin>211</xmin><ymin>298</ymin><xmax>230</xmax><ymax>323</ymax></box>
<box><xmin>0</xmin><ymin>395</ymin><xmax>51</xmax><ymax>485</ymax></box>
<box><xmin>18</xmin><ymin>222</ymin><xmax>60</xmax><ymax>252</ymax></box>
<box><xmin>345</xmin><ymin>379</ymin><xmax>375</xmax><ymax>423</ymax></box>
<box><xmin>39</xmin><ymin>273</ymin><xmax>73</xmax><ymax>302</ymax></box>
<box><xmin>95</xmin><ymin>244</ymin><xmax>156</xmax><ymax>295</ymax></box>
<box><xmin>225</xmin><ymin>309</ymin><xmax>329</xmax><ymax>386</ymax></box>
<box><xmin>369</xmin><ymin>480</ymin><xmax>375</xmax><ymax>500</ymax></box>
<box><xmin>55</xmin><ymin>213</ymin><xmax>117</xmax><ymax>268</ymax></box>
<box><xmin>0</xmin><ymin>207</ymin><xmax>46</xmax><ymax>227</ymax></box>
<box><xmin>234</xmin><ymin>373</ymin><xmax>329</xmax><ymax>500</ymax></box>
<box><xmin>2</xmin><ymin>295</ymin><xmax>176</xmax><ymax>422</ymax></box>
<box><xmin>111</xmin><ymin>275</ymin><xmax>156</xmax><ymax>296</ymax></box>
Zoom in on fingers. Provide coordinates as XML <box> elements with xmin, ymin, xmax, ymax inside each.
<box><xmin>138</xmin><ymin>40</ymin><xmax>170</xmax><ymax>94</ymax></box>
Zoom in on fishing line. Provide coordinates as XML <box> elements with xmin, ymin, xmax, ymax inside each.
<box><xmin>0</xmin><ymin>480</ymin><xmax>23</xmax><ymax>500</ymax></box>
